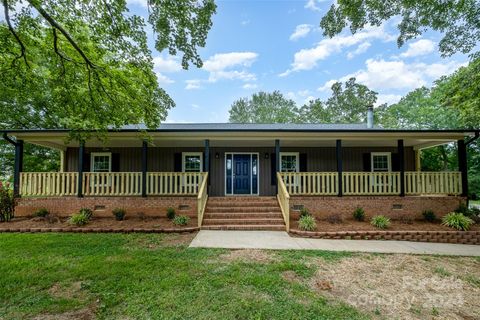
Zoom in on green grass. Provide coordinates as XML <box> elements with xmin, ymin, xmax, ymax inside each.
<box><xmin>0</xmin><ymin>233</ymin><xmax>368</xmax><ymax>320</ymax></box>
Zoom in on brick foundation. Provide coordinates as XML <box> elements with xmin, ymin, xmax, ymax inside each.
<box><xmin>290</xmin><ymin>196</ymin><xmax>466</xmax><ymax>220</ymax></box>
<box><xmin>15</xmin><ymin>196</ymin><xmax>197</xmax><ymax>218</ymax></box>
<box><xmin>289</xmin><ymin>229</ymin><xmax>480</xmax><ymax>245</ymax></box>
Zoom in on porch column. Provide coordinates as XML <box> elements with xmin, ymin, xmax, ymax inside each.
<box><xmin>458</xmin><ymin>139</ymin><xmax>468</xmax><ymax>197</ymax></box>
<box><xmin>275</xmin><ymin>139</ymin><xmax>280</xmax><ymax>193</ymax></box>
<box><xmin>77</xmin><ymin>141</ymin><xmax>85</xmax><ymax>198</ymax></box>
<box><xmin>398</xmin><ymin>139</ymin><xmax>405</xmax><ymax>197</ymax></box>
<box><xmin>142</xmin><ymin>140</ymin><xmax>148</xmax><ymax>197</ymax></box>
<box><xmin>336</xmin><ymin>139</ymin><xmax>343</xmax><ymax>197</ymax></box>
<box><xmin>13</xmin><ymin>140</ymin><xmax>24</xmax><ymax>198</ymax></box>
<box><xmin>415</xmin><ymin>150</ymin><xmax>421</xmax><ymax>171</ymax></box>
<box><xmin>204</xmin><ymin>139</ymin><xmax>210</xmax><ymax>178</ymax></box>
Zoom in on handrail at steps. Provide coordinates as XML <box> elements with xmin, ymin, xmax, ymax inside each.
<box><xmin>276</xmin><ymin>172</ymin><xmax>290</xmax><ymax>232</ymax></box>
<box><xmin>197</xmin><ymin>172</ymin><xmax>209</xmax><ymax>228</ymax></box>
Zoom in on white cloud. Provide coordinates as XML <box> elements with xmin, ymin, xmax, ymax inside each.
<box><xmin>243</xmin><ymin>83</ymin><xmax>258</xmax><ymax>90</ymax></box>
<box><xmin>280</xmin><ymin>25</ymin><xmax>394</xmax><ymax>76</ymax></box>
<box><xmin>347</xmin><ymin>42</ymin><xmax>371</xmax><ymax>59</ymax></box>
<box><xmin>285</xmin><ymin>90</ymin><xmax>314</xmax><ymax>105</ymax></box>
<box><xmin>126</xmin><ymin>0</ymin><xmax>148</xmax><ymax>8</ymax></box>
<box><xmin>376</xmin><ymin>94</ymin><xmax>402</xmax><ymax>106</ymax></box>
<box><xmin>208</xmin><ymin>70</ymin><xmax>256</xmax><ymax>82</ymax></box>
<box><xmin>289</xmin><ymin>24</ymin><xmax>313</xmax><ymax>41</ymax></box>
<box><xmin>203</xmin><ymin>52</ymin><xmax>258</xmax><ymax>82</ymax></box>
<box><xmin>185</xmin><ymin>79</ymin><xmax>202</xmax><ymax>90</ymax></box>
<box><xmin>156</xmin><ymin>73</ymin><xmax>174</xmax><ymax>85</ymax></box>
<box><xmin>241</xmin><ymin>20</ymin><xmax>250</xmax><ymax>26</ymax></box>
<box><xmin>153</xmin><ymin>55</ymin><xmax>182</xmax><ymax>73</ymax></box>
<box><xmin>191</xmin><ymin>104</ymin><xmax>200</xmax><ymax>109</ymax></box>
<box><xmin>317</xmin><ymin>79</ymin><xmax>337</xmax><ymax>92</ymax></box>
<box><xmin>400</xmin><ymin>39</ymin><xmax>435</xmax><ymax>58</ymax></box>
<box><xmin>304</xmin><ymin>0</ymin><xmax>329</xmax><ymax>11</ymax></box>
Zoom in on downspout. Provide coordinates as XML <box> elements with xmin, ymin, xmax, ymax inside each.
<box><xmin>463</xmin><ymin>131</ymin><xmax>479</xmax><ymax>207</ymax></box>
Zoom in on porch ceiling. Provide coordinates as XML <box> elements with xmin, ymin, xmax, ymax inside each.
<box><xmin>5</xmin><ymin>130</ymin><xmax>473</xmax><ymax>150</ymax></box>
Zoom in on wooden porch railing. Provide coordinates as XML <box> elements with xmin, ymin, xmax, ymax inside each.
<box><xmin>343</xmin><ymin>172</ymin><xmax>400</xmax><ymax>195</ymax></box>
<box><xmin>405</xmin><ymin>172</ymin><xmax>462</xmax><ymax>195</ymax></box>
<box><xmin>83</xmin><ymin>172</ymin><xmax>142</xmax><ymax>196</ymax></box>
<box><xmin>197</xmin><ymin>173</ymin><xmax>209</xmax><ymax>227</ymax></box>
<box><xmin>276</xmin><ymin>172</ymin><xmax>290</xmax><ymax>231</ymax></box>
<box><xmin>20</xmin><ymin>172</ymin><xmax>78</xmax><ymax>196</ymax></box>
<box><xmin>279</xmin><ymin>172</ymin><xmax>338</xmax><ymax>195</ymax></box>
<box><xmin>147</xmin><ymin>172</ymin><xmax>207</xmax><ymax>196</ymax></box>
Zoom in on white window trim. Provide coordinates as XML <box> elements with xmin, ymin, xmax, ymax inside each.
<box><xmin>371</xmin><ymin>152</ymin><xmax>392</xmax><ymax>172</ymax></box>
<box><xmin>90</xmin><ymin>152</ymin><xmax>112</xmax><ymax>172</ymax></box>
<box><xmin>182</xmin><ymin>152</ymin><xmax>203</xmax><ymax>172</ymax></box>
<box><xmin>279</xmin><ymin>152</ymin><xmax>300</xmax><ymax>172</ymax></box>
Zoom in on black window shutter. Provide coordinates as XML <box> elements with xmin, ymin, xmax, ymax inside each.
<box><xmin>391</xmin><ymin>153</ymin><xmax>400</xmax><ymax>171</ymax></box>
<box><xmin>299</xmin><ymin>153</ymin><xmax>307</xmax><ymax>172</ymax></box>
<box><xmin>83</xmin><ymin>153</ymin><xmax>91</xmax><ymax>172</ymax></box>
<box><xmin>362</xmin><ymin>153</ymin><xmax>371</xmax><ymax>172</ymax></box>
<box><xmin>270</xmin><ymin>153</ymin><xmax>276</xmax><ymax>185</ymax></box>
<box><xmin>111</xmin><ymin>153</ymin><xmax>120</xmax><ymax>172</ymax></box>
<box><xmin>174</xmin><ymin>153</ymin><xmax>182</xmax><ymax>172</ymax></box>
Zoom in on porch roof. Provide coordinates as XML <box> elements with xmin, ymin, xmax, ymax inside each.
<box><xmin>2</xmin><ymin>123</ymin><xmax>478</xmax><ymax>151</ymax></box>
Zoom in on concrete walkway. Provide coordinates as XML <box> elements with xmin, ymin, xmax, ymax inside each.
<box><xmin>189</xmin><ymin>230</ymin><xmax>480</xmax><ymax>256</ymax></box>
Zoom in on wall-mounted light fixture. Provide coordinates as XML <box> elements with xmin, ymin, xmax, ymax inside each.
<box><xmin>215</xmin><ymin>152</ymin><xmax>220</xmax><ymax>159</ymax></box>
<box><xmin>264</xmin><ymin>153</ymin><xmax>269</xmax><ymax>159</ymax></box>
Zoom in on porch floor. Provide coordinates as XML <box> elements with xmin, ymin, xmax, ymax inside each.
<box><xmin>189</xmin><ymin>231</ymin><xmax>480</xmax><ymax>256</ymax></box>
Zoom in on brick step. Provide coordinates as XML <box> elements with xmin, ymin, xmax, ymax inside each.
<box><xmin>208</xmin><ymin>197</ymin><xmax>276</xmax><ymax>202</ymax></box>
<box><xmin>203</xmin><ymin>218</ymin><xmax>285</xmax><ymax>225</ymax></box>
<box><xmin>201</xmin><ymin>224</ymin><xmax>286</xmax><ymax>231</ymax></box>
<box><xmin>204</xmin><ymin>212</ymin><xmax>283</xmax><ymax>219</ymax></box>
<box><xmin>205</xmin><ymin>206</ymin><xmax>281</xmax><ymax>213</ymax></box>
<box><xmin>207</xmin><ymin>201</ymin><xmax>278</xmax><ymax>207</ymax></box>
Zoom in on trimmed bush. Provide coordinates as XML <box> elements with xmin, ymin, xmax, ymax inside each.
<box><xmin>442</xmin><ymin>212</ymin><xmax>474</xmax><ymax>231</ymax></box>
<box><xmin>69</xmin><ymin>213</ymin><xmax>89</xmax><ymax>226</ymax></box>
<box><xmin>299</xmin><ymin>215</ymin><xmax>316</xmax><ymax>231</ymax></box>
<box><xmin>112</xmin><ymin>208</ymin><xmax>126</xmax><ymax>221</ymax></box>
<box><xmin>166</xmin><ymin>207</ymin><xmax>176</xmax><ymax>220</ymax></box>
<box><xmin>34</xmin><ymin>208</ymin><xmax>49</xmax><ymax>218</ymax></box>
<box><xmin>0</xmin><ymin>181</ymin><xmax>14</xmax><ymax>222</ymax></box>
<box><xmin>455</xmin><ymin>203</ymin><xmax>468</xmax><ymax>215</ymax></box>
<box><xmin>173</xmin><ymin>215</ymin><xmax>189</xmax><ymax>226</ymax></box>
<box><xmin>422</xmin><ymin>210</ymin><xmax>436</xmax><ymax>222</ymax></box>
<box><xmin>79</xmin><ymin>208</ymin><xmax>93</xmax><ymax>220</ymax></box>
<box><xmin>353</xmin><ymin>207</ymin><xmax>365</xmax><ymax>221</ymax></box>
<box><xmin>299</xmin><ymin>207</ymin><xmax>311</xmax><ymax>218</ymax></box>
<box><xmin>326</xmin><ymin>213</ymin><xmax>343</xmax><ymax>224</ymax></box>
<box><xmin>370</xmin><ymin>215</ymin><xmax>390</xmax><ymax>229</ymax></box>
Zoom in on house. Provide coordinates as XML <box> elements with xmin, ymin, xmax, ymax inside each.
<box><xmin>3</xmin><ymin>112</ymin><xmax>479</xmax><ymax>231</ymax></box>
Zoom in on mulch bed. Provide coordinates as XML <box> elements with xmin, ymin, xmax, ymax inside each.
<box><xmin>0</xmin><ymin>216</ymin><xmax>199</xmax><ymax>233</ymax></box>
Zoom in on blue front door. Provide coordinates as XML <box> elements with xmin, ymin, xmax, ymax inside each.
<box><xmin>233</xmin><ymin>154</ymin><xmax>251</xmax><ymax>194</ymax></box>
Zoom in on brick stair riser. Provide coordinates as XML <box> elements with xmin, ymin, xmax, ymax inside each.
<box><xmin>202</xmin><ymin>225</ymin><xmax>285</xmax><ymax>231</ymax></box>
<box><xmin>207</xmin><ymin>202</ymin><xmax>279</xmax><ymax>208</ymax></box>
<box><xmin>206</xmin><ymin>207</ymin><xmax>281</xmax><ymax>213</ymax></box>
<box><xmin>208</xmin><ymin>197</ymin><xmax>276</xmax><ymax>202</ymax></box>
<box><xmin>203</xmin><ymin>219</ymin><xmax>285</xmax><ymax>226</ymax></box>
<box><xmin>204</xmin><ymin>213</ymin><xmax>282</xmax><ymax>219</ymax></box>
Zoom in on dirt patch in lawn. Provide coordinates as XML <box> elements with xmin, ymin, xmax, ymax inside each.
<box><xmin>220</xmin><ymin>249</ymin><xmax>276</xmax><ymax>263</ymax></box>
<box><xmin>48</xmin><ymin>281</ymin><xmax>86</xmax><ymax>300</ymax></box>
<box><xmin>33</xmin><ymin>305</ymin><xmax>96</xmax><ymax>320</ymax></box>
<box><xmin>291</xmin><ymin>218</ymin><xmax>480</xmax><ymax>232</ymax></box>
<box><xmin>123</xmin><ymin>232</ymin><xmax>197</xmax><ymax>250</ymax></box>
<box><xmin>2</xmin><ymin>216</ymin><xmax>197</xmax><ymax>231</ymax></box>
<box><xmin>308</xmin><ymin>254</ymin><xmax>480</xmax><ymax>319</ymax></box>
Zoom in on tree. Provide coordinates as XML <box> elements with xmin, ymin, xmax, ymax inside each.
<box><xmin>319</xmin><ymin>0</ymin><xmax>480</xmax><ymax>57</ymax></box>
<box><xmin>299</xmin><ymin>78</ymin><xmax>378</xmax><ymax>123</ymax></box>
<box><xmin>0</xmin><ymin>0</ymin><xmax>216</xmax><ymax>139</ymax></box>
<box><xmin>229</xmin><ymin>91</ymin><xmax>300</xmax><ymax>123</ymax></box>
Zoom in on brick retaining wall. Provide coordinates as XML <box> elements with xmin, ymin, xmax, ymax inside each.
<box><xmin>290</xmin><ymin>196</ymin><xmax>465</xmax><ymax>220</ymax></box>
<box><xmin>15</xmin><ymin>197</ymin><xmax>197</xmax><ymax>218</ymax></box>
<box><xmin>289</xmin><ymin>229</ymin><xmax>480</xmax><ymax>245</ymax></box>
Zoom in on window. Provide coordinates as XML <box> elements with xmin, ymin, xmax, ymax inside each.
<box><xmin>90</xmin><ymin>153</ymin><xmax>112</xmax><ymax>172</ymax></box>
<box><xmin>371</xmin><ymin>152</ymin><xmax>391</xmax><ymax>172</ymax></box>
<box><xmin>280</xmin><ymin>152</ymin><xmax>299</xmax><ymax>173</ymax></box>
<box><xmin>182</xmin><ymin>152</ymin><xmax>203</xmax><ymax>172</ymax></box>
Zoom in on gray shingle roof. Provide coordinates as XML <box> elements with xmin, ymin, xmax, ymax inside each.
<box><xmin>122</xmin><ymin>123</ymin><xmax>381</xmax><ymax>131</ymax></box>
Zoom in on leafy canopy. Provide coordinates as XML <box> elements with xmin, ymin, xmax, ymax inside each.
<box><xmin>319</xmin><ymin>0</ymin><xmax>480</xmax><ymax>57</ymax></box>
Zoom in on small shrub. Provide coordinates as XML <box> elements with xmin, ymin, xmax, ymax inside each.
<box><xmin>299</xmin><ymin>215</ymin><xmax>316</xmax><ymax>231</ymax></box>
<box><xmin>166</xmin><ymin>207</ymin><xmax>176</xmax><ymax>220</ymax></box>
<box><xmin>442</xmin><ymin>212</ymin><xmax>474</xmax><ymax>231</ymax></box>
<box><xmin>371</xmin><ymin>215</ymin><xmax>390</xmax><ymax>229</ymax></box>
<box><xmin>455</xmin><ymin>203</ymin><xmax>468</xmax><ymax>215</ymax></box>
<box><xmin>353</xmin><ymin>207</ymin><xmax>365</xmax><ymax>221</ymax></box>
<box><xmin>173</xmin><ymin>215</ymin><xmax>189</xmax><ymax>226</ymax></box>
<box><xmin>299</xmin><ymin>207</ymin><xmax>311</xmax><ymax>218</ymax></box>
<box><xmin>0</xmin><ymin>181</ymin><xmax>14</xmax><ymax>222</ymax></box>
<box><xmin>69</xmin><ymin>213</ymin><xmax>89</xmax><ymax>226</ymax></box>
<box><xmin>79</xmin><ymin>208</ymin><xmax>93</xmax><ymax>220</ymax></box>
<box><xmin>326</xmin><ymin>213</ymin><xmax>343</xmax><ymax>224</ymax></box>
<box><xmin>422</xmin><ymin>210</ymin><xmax>436</xmax><ymax>222</ymax></box>
<box><xmin>112</xmin><ymin>208</ymin><xmax>126</xmax><ymax>221</ymax></box>
<box><xmin>397</xmin><ymin>215</ymin><xmax>414</xmax><ymax>224</ymax></box>
<box><xmin>34</xmin><ymin>208</ymin><xmax>49</xmax><ymax>217</ymax></box>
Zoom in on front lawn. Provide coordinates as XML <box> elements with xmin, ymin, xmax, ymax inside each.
<box><xmin>0</xmin><ymin>233</ymin><xmax>479</xmax><ymax>319</ymax></box>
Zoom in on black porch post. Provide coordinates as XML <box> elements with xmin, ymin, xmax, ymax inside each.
<box><xmin>336</xmin><ymin>139</ymin><xmax>343</xmax><ymax>197</ymax></box>
<box><xmin>275</xmin><ymin>139</ymin><xmax>280</xmax><ymax>193</ymax></box>
<box><xmin>458</xmin><ymin>139</ymin><xmax>468</xmax><ymax>197</ymax></box>
<box><xmin>77</xmin><ymin>141</ymin><xmax>85</xmax><ymax>198</ymax></box>
<box><xmin>204</xmin><ymin>139</ymin><xmax>210</xmax><ymax>173</ymax></box>
<box><xmin>142</xmin><ymin>140</ymin><xmax>148</xmax><ymax>197</ymax></box>
<box><xmin>13</xmin><ymin>140</ymin><xmax>24</xmax><ymax>198</ymax></box>
<box><xmin>398</xmin><ymin>139</ymin><xmax>405</xmax><ymax>197</ymax></box>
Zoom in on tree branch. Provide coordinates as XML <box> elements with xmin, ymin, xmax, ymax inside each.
<box><xmin>2</xmin><ymin>0</ymin><xmax>29</xmax><ymax>67</ymax></box>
